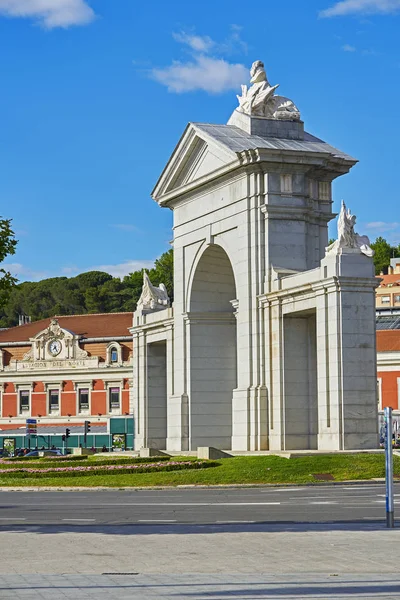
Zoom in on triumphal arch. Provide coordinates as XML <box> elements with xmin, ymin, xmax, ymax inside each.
<box><xmin>132</xmin><ymin>60</ymin><xmax>379</xmax><ymax>452</ymax></box>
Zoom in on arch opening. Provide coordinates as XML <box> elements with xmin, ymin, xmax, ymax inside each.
<box><xmin>188</xmin><ymin>245</ymin><xmax>237</xmax><ymax>450</ymax></box>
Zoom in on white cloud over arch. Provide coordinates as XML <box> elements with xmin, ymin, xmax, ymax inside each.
<box><xmin>0</xmin><ymin>0</ymin><xmax>96</xmax><ymax>29</ymax></box>
<box><xmin>320</xmin><ymin>0</ymin><xmax>400</xmax><ymax>17</ymax></box>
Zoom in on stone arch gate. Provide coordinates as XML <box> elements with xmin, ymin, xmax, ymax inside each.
<box><xmin>132</xmin><ymin>86</ymin><xmax>378</xmax><ymax>452</ymax></box>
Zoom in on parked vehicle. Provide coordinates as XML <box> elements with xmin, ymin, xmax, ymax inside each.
<box><xmin>23</xmin><ymin>449</ymin><xmax>63</xmax><ymax>457</ymax></box>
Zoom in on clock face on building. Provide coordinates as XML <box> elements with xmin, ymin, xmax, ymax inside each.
<box><xmin>48</xmin><ymin>339</ymin><xmax>62</xmax><ymax>356</ymax></box>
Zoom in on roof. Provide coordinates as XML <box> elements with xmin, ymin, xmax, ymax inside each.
<box><xmin>0</xmin><ymin>313</ymin><xmax>133</xmax><ymax>343</ymax></box>
<box><xmin>377</xmin><ymin>330</ymin><xmax>400</xmax><ymax>352</ymax></box>
<box><xmin>192</xmin><ymin>123</ymin><xmax>356</xmax><ymax>161</ymax></box>
<box><xmin>377</xmin><ymin>274</ymin><xmax>400</xmax><ymax>287</ymax></box>
<box><xmin>376</xmin><ymin>314</ymin><xmax>400</xmax><ymax>330</ymax></box>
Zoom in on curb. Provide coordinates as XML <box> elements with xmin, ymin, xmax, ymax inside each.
<box><xmin>0</xmin><ymin>479</ymin><xmax>387</xmax><ymax>492</ymax></box>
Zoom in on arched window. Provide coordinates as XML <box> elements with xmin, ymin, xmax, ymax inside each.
<box><xmin>110</xmin><ymin>347</ymin><xmax>118</xmax><ymax>363</ymax></box>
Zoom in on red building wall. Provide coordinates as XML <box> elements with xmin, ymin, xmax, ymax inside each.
<box><xmin>32</xmin><ymin>381</ymin><xmax>46</xmax><ymax>417</ymax></box>
<box><xmin>2</xmin><ymin>382</ymin><xmax>16</xmax><ymax>417</ymax></box>
<box><xmin>91</xmin><ymin>380</ymin><xmax>106</xmax><ymax>416</ymax></box>
<box><xmin>61</xmin><ymin>380</ymin><xmax>77</xmax><ymax>416</ymax></box>
<box><xmin>378</xmin><ymin>371</ymin><xmax>400</xmax><ymax>410</ymax></box>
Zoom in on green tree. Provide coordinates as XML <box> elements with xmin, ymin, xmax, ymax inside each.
<box><xmin>0</xmin><ymin>217</ymin><xmax>18</xmax><ymax>307</ymax></box>
<box><xmin>0</xmin><ymin>249</ymin><xmax>174</xmax><ymax>326</ymax></box>
<box><xmin>370</xmin><ymin>237</ymin><xmax>394</xmax><ymax>275</ymax></box>
<box><xmin>152</xmin><ymin>249</ymin><xmax>174</xmax><ymax>300</ymax></box>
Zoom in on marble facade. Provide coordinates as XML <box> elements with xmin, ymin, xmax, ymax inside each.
<box><xmin>131</xmin><ymin>61</ymin><xmax>379</xmax><ymax>452</ymax></box>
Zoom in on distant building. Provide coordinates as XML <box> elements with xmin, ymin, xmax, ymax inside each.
<box><xmin>376</xmin><ymin>258</ymin><xmax>400</xmax><ymax>310</ymax></box>
<box><xmin>0</xmin><ymin>313</ymin><xmax>133</xmax><ymax>451</ymax></box>
<box><xmin>377</xmin><ymin>329</ymin><xmax>400</xmax><ymax>434</ymax></box>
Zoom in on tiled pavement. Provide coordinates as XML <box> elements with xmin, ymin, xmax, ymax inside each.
<box><xmin>1</xmin><ymin>522</ymin><xmax>400</xmax><ymax>598</ymax></box>
<box><xmin>1</xmin><ymin>574</ymin><xmax>400</xmax><ymax>600</ymax></box>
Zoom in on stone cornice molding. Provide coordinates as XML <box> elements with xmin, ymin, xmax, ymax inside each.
<box><xmin>377</xmin><ymin>352</ymin><xmax>400</xmax><ymax>367</ymax></box>
<box><xmin>43</xmin><ymin>381</ymin><xmax>64</xmax><ymax>391</ymax></box>
<box><xmin>73</xmin><ymin>380</ymin><xmax>93</xmax><ymax>391</ymax></box>
<box><xmin>261</xmin><ymin>204</ymin><xmax>333</xmax><ymax>224</ymax></box>
<box><xmin>183</xmin><ymin>312</ymin><xmax>236</xmax><ymax>325</ymax></box>
<box><xmin>130</xmin><ymin>317</ymin><xmax>174</xmax><ymax>335</ymax></box>
<box><xmin>239</xmin><ymin>148</ymin><xmax>356</xmax><ymax>178</ymax></box>
<box><xmin>260</xmin><ymin>275</ymin><xmax>380</xmax><ymax>307</ymax></box>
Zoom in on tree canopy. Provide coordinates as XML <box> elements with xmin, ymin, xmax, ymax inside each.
<box><xmin>0</xmin><ymin>249</ymin><xmax>173</xmax><ymax>328</ymax></box>
<box><xmin>0</xmin><ymin>216</ymin><xmax>18</xmax><ymax>308</ymax></box>
<box><xmin>370</xmin><ymin>237</ymin><xmax>400</xmax><ymax>275</ymax></box>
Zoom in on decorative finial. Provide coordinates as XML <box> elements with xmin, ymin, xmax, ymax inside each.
<box><xmin>236</xmin><ymin>60</ymin><xmax>300</xmax><ymax>120</ymax></box>
<box><xmin>137</xmin><ymin>270</ymin><xmax>170</xmax><ymax>311</ymax></box>
<box><xmin>326</xmin><ymin>200</ymin><xmax>374</xmax><ymax>257</ymax></box>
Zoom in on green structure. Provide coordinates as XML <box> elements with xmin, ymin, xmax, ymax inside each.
<box><xmin>0</xmin><ymin>416</ymin><xmax>134</xmax><ymax>455</ymax></box>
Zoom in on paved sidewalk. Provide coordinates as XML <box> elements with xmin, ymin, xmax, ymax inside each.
<box><xmin>1</xmin><ymin>523</ymin><xmax>399</xmax><ymax>598</ymax></box>
<box><xmin>1</xmin><ymin>573</ymin><xmax>400</xmax><ymax>599</ymax></box>
<box><xmin>0</xmin><ymin>522</ymin><xmax>399</xmax><ymax>575</ymax></box>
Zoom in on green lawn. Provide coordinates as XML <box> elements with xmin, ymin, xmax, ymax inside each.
<box><xmin>0</xmin><ymin>453</ymin><xmax>395</xmax><ymax>487</ymax></box>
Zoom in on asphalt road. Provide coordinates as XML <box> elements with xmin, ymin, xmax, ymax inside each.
<box><xmin>0</xmin><ymin>483</ymin><xmax>398</xmax><ymax>525</ymax></box>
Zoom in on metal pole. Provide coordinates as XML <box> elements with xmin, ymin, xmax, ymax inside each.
<box><xmin>385</xmin><ymin>406</ymin><xmax>395</xmax><ymax>528</ymax></box>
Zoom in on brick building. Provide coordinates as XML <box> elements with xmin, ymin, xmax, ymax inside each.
<box><xmin>376</xmin><ymin>258</ymin><xmax>400</xmax><ymax>311</ymax></box>
<box><xmin>377</xmin><ymin>328</ymin><xmax>400</xmax><ymax>436</ymax></box>
<box><xmin>0</xmin><ymin>313</ymin><xmax>133</xmax><ymax>451</ymax></box>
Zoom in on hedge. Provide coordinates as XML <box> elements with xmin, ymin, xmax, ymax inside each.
<box><xmin>0</xmin><ymin>456</ymin><xmax>171</xmax><ymax>469</ymax></box>
<box><xmin>0</xmin><ymin>460</ymin><xmax>218</xmax><ymax>479</ymax></box>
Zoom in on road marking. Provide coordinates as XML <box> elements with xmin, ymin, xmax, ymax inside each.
<box><xmin>138</xmin><ymin>519</ymin><xmax>177</xmax><ymax>523</ymax></box>
<box><xmin>62</xmin><ymin>518</ymin><xmax>96</xmax><ymax>522</ymax></box>
<box><xmin>0</xmin><ymin>517</ymin><xmax>26</xmax><ymax>520</ymax></box>
<box><xmin>215</xmin><ymin>520</ymin><xmax>256</xmax><ymax>524</ymax></box>
<box><xmin>309</xmin><ymin>501</ymin><xmax>338</xmax><ymax>505</ymax></box>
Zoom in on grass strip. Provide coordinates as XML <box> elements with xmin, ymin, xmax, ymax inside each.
<box><xmin>0</xmin><ymin>454</ymin><xmax>394</xmax><ymax>488</ymax></box>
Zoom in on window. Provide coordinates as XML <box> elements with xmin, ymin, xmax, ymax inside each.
<box><xmin>280</xmin><ymin>174</ymin><xmax>292</xmax><ymax>194</ymax></box>
<box><xmin>109</xmin><ymin>387</ymin><xmax>120</xmax><ymax>410</ymax></box>
<box><xmin>19</xmin><ymin>390</ymin><xmax>30</xmax><ymax>413</ymax></box>
<box><xmin>79</xmin><ymin>388</ymin><xmax>89</xmax><ymax>412</ymax></box>
<box><xmin>49</xmin><ymin>389</ymin><xmax>59</xmax><ymax>412</ymax></box>
<box><xmin>381</xmin><ymin>296</ymin><xmax>390</xmax><ymax>304</ymax></box>
<box><xmin>395</xmin><ymin>295</ymin><xmax>400</xmax><ymax>304</ymax></box>
<box><xmin>107</xmin><ymin>342</ymin><xmax>122</xmax><ymax>365</ymax></box>
<box><xmin>318</xmin><ymin>181</ymin><xmax>330</xmax><ymax>201</ymax></box>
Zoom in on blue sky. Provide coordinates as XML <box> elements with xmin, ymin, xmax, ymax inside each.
<box><xmin>0</xmin><ymin>0</ymin><xmax>399</xmax><ymax>281</ymax></box>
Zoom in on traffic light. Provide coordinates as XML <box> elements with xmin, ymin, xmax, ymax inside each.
<box><xmin>62</xmin><ymin>435</ymin><xmax>66</xmax><ymax>442</ymax></box>
<box><xmin>65</xmin><ymin>428</ymin><xmax>70</xmax><ymax>438</ymax></box>
<box><xmin>84</xmin><ymin>421</ymin><xmax>91</xmax><ymax>435</ymax></box>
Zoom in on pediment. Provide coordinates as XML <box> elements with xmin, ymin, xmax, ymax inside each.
<box><xmin>31</xmin><ymin>318</ymin><xmax>76</xmax><ymax>342</ymax></box>
<box><xmin>152</xmin><ymin>124</ymin><xmax>237</xmax><ymax>202</ymax></box>
<box><xmin>24</xmin><ymin>318</ymin><xmax>88</xmax><ymax>363</ymax></box>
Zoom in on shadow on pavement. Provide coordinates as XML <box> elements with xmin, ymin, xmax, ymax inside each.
<box><xmin>0</xmin><ymin>520</ymin><xmax>395</xmax><ymax>536</ymax></box>
<box><xmin>1</xmin><ymin>578</ymin><xmax>400</xmax><ymax>599</ymax></box>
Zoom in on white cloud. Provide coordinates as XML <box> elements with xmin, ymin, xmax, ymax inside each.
<box><xmin>91</xmin><ymin>259</ymin><xmax>155</xmax><ymax>278</ymax></box>
<box><xmin>0</xmin><ymin>0</ymin><xmax>96</xmax><ymax>29</ymax></box>
<box><xmin>1</xmin><ymin>262</ymin><xmax>48</xmax><ymax>281</ymax></box>
<box><xmin>342</xmin><ymin>43</ymin><xmax>357</xmax><ymax>51</ymax></box>
<box><xmin>172</xmin><ymin>31</ymin><xmax>215</xmax><ymax>53</ymax></box>
<box><xmin>151</xmin><ymin>55</ymin><xmax>248</xmax><ymax>94</ymax></box>
<box><xmin>150</xmin><ymin>27</ymin><xmax>248</xmax><ymax>94</ymax></box>
<box><xmin>365</xmin><ymin>221</ymin><xmax>400</xmax><ymax>232</ymax></box>
<box><xmin>320</xmin><ymin>0</ymin><xmax>400</xmax><ymax>18</ymax></box>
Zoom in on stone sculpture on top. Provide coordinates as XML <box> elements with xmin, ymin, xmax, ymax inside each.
<box><xmin>326</xmin><ymin>200</ymin><xmax>374</xmax><ymax>258</ymax></box>
<box><xmin>236</xmin><ymin>60</ymin><xmax>300</xmax><ymax>120</ymax></box>
<box><xmin>136</xmin><ymin>271</ymin><xmax>170</xmax><ymax>311</ymax></box>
